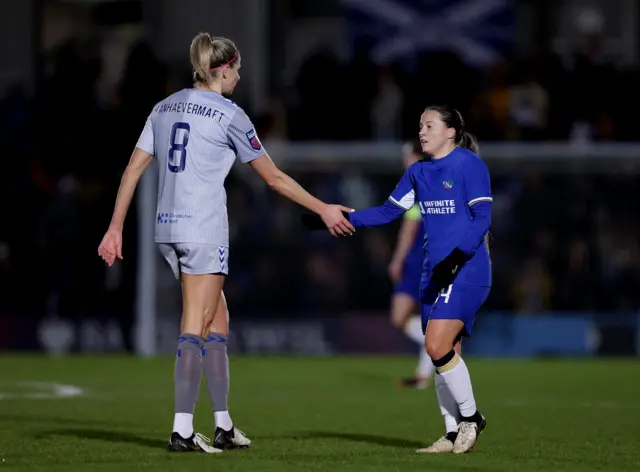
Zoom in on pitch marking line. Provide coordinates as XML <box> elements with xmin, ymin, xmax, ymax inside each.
<box><xmin>0</xmin><ymin>381</ymin><xmax>86</xmax><ymax>400</ymax></box>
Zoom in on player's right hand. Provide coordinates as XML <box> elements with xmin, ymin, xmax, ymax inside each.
<box><xmin>98</xmin><ymin>227</ymin><xmax>123</xmax><ymax>267</ymax></box>
<box><xmin>320</xmin><ymin>205</ymin><xmax>355</xmax><ymax>237</ymax></box>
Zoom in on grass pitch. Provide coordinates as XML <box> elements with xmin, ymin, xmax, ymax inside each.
<box><xmin>0</xmin><ymin>355</ymin><xmax>638</xmax><ymax>471</ymax></box>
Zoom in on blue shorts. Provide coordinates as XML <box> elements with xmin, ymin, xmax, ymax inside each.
<box><xmin>394</xmin><ymin>266</ymin><xmax>422</xmax><ymax>302</ymax></box>
<box><xmin>420</xmin><ymin>282</ymin><xmax>490</xmax><ymax>337</ymax></box>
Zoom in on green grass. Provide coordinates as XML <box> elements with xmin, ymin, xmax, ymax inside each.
<box><xmin>0</xmin><ymin>356</ymin><xmax>639</xmax><ymax>472</ymax></box>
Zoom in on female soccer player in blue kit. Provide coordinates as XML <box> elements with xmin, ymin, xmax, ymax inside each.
<box><xmin>303</xmin><ymin>105</ymin><xmax>491</xmax><ymax>454</ymax></box>
<box><xmin>388</xmin><ymin>141</ymin><xmax>434</xmax><ymax>390</ymax></box>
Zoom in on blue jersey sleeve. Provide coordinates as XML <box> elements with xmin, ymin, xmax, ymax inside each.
<box><xmin>349</xmin><ymin>200</ymin><xmax>406</xmax><ymax>228</ymax></box>
<box><xmin>457</xmin><ymin>157</ymin><xmax>492</xmax><ymax>256</ymax></box>
<box><xmin>349</xmin><ymin>167</ymin><xmax>416</xmax><ymax>228</ymax></box>
<box><xmin>388</xmin><ymin>167</ymin><xmax>417</xmax><ymax>210</ymax></box>
<box><xmin>463</xmin><ymin>156</ymin><xmax>492</xmax><ymax>206</ymax></box>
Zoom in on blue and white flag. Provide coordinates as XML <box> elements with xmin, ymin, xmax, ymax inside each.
<box><xmin>341</xmin><ymin>0</ymin><xmax>514</xmax><ymax>68</ymax></box>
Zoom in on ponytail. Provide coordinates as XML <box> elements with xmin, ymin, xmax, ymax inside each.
<box><xmin>458</xmin><ymin>130</ymin><xmax>480</xmax><ymax>154</ymax></box>
<box><xmin>423</xmin><ymin>105</ymin><xmax>480</xmax><ymax>155</ymax></box>
<box><xmin>190</xmin><ymin>32</ymin><xmax>239</xmax><ymax>85</ymax></box>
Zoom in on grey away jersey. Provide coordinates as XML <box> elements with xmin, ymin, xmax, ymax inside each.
<box><xmin>136</xmin><ymin>89</ymin><xmax>265</xmax><ymax>246</ymax></box>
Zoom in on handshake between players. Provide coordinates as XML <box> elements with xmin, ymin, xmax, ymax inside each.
<box><xmin>302</xmin><ymin>209</ymin><xmax>355</xmax><ymax>236</ymax></box>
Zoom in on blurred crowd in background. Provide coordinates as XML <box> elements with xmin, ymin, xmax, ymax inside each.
<box><xmin>279</xmin><ymin>35</ymin><xmax>639</xmax><ymax>143</ymax></box>
<box><xmin>1</xmin><ymin>19</ymin><xmax>640</xmax><ymax>341</ymax></box>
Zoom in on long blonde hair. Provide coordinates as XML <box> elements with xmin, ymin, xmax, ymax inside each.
<box><xmin>189</xmin><ymin>32</ymin><xmax>239</xmax><ymax>85</ymax></box>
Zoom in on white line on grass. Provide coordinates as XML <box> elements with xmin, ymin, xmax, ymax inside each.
<box><xmin>0</xmin><ymin>382</ymin><xmax>86</xmax><ymax>400</ymax></box>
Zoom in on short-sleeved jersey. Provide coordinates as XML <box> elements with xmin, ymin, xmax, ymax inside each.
<box><xmin>136</xmin><ymin>88</ymin><xmax>264</xmax><ymax>246</ymax></box>
<box><xmin>389</xmin><ymin>147</ymin><xmax>492</xmax><ymax>286</ymax></box>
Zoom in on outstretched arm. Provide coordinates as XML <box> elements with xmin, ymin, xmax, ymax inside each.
<box><xmin>301</xmin><ymin>165</ymin><xmax>418</xmax><ymax>232</ymax></box>
<box><xmin>249</xmin><ymin>154</ymin><xmax>328</xmax><ymax>214</ymax></box>
<box><xmin>228</xmin><ymin>109</ymin><xmax>354</xmax><ymax>237</ymax></box>
<box><xmin>350</xmin><ymin>165</ymin><xmax>417</xmax><ymax>228</ymax></box>
<box><xmin>249</xmin><ymin>153</ymin><xmax>355</xmax><ymax>237</ymax></box>
<box><xmin>349</xmin><ymin>200</ymin><xmax>406</xmax><ymax>228</ymax></box>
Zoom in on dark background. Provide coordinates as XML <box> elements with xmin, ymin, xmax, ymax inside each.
<box><xmin>1</xmin><ymin>0</ymin><xmax>639</xmax><ymax>356</ymax></box>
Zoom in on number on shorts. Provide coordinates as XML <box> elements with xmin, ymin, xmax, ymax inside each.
<box><xmin>437</xmin><ymin>284</ymin><xmax>453</xmax><ymax>304</ymax></box>
<box><xmin>168</xmin><ymin>122</ymin><xmax>190</xmax><ymax>173</ymax></box>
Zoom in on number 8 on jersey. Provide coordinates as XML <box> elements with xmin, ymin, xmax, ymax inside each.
<box><xmin>168</xmin><ymin>122</ymin><xmax>190</xmax><ymax>173</ymax></box>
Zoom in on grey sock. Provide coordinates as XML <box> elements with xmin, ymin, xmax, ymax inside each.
<box><xmin>203</xmin><ymin>333</ymin><xmax>229</xmax><ymax>412</ymax></box>
<box><xmin>174</xmin><ymin>333</ymin><xmax>204</xmax><ymax>415</ymax></box>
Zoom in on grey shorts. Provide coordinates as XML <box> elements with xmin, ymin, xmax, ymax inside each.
<box><xmin>158</xmin><ymin>243</ymin><xmax>229</xmax><ymax>279</ymax></box>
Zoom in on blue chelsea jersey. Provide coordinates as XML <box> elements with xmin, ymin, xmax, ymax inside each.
<box><xmin>388</xmin><ymin>147</ymin><xmax>492</xmax><ymax>286</ymax></box>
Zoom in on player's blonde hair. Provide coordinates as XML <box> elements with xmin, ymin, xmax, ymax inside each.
<box><xmin>190</xmin><ymin>32</ymin><xmax>240</xmax><ymax>85</ymax></box>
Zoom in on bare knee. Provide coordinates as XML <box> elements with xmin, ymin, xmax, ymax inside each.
<box><xmin>425</xmin><ymin>336</ymin><xmax>452</xmax><ymax>360</ymax></box>
<box><xmin>427</xmin><ymin>337</ymin><xmax>463</xmax><ymax>359</ymax></box>
<box><xmin>424</xmin><ymin>320</ymin><xmax>464</xmax><ymax>360</ymax></box>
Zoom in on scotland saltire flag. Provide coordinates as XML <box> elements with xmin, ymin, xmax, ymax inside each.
<box><xmin>341</xmin><ymin>0</ymin><xmax>514</xmax><ymax>68</ymax></box>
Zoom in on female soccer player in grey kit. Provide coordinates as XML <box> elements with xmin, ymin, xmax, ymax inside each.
<box><xmin>98</xmin><ymin>32</ymin><xmax>355</xmax><ymax>453</ymax></box>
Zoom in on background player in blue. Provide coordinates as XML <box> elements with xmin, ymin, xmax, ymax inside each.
<box><xmin>302</xmin><ymin>105</ymin><xmax>491</xmax><ymax>454</ymax></box>
<box><xmin>388</xmin><ymin>141</ymin><xmax>434</xmax><ymax>390</ymax></box>
<box><xmin>98</xmin><ymin>32</ymin><xmax>355</xmax><ymax>454</ymax></box>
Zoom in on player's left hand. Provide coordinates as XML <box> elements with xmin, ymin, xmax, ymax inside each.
<box><xmin>98</xmin><ymin>226</ymin><xmax>123</xmax><ymax>267</ymax></box>
<box><xmin>430</xmin><ymin>248</ymin><xmax>469</xmax><ymax>288</ymax></box>
<box><xmin>320</xmin><ymin>205</ymin><xmax>355</xmax><ymax>237</ymax></box>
